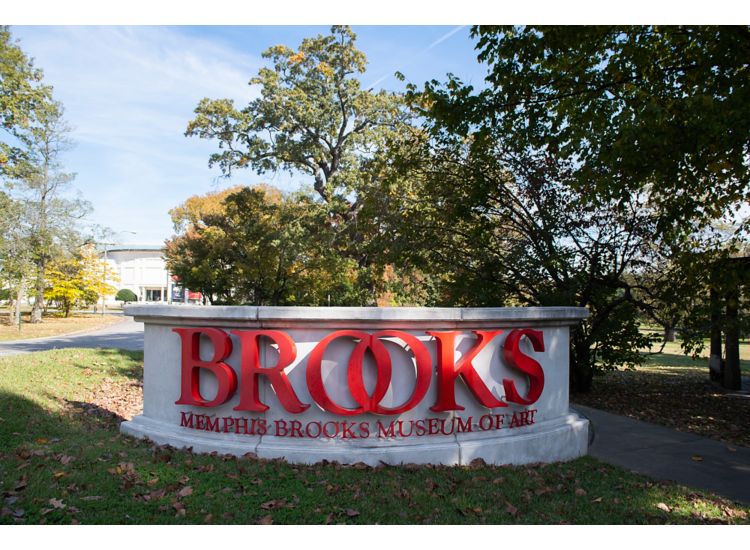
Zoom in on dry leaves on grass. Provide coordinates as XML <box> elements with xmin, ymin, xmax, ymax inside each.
<box><xmin>574</xmin><ymin>366</ymin><xmax>750</xmax><ymax>447</ymax></box>
<box><xmin>89</xmin><ymin>378</ymin><xmax>143</xmax><ymax>421</ymax></box>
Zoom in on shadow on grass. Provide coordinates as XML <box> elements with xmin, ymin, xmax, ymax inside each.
<box><xmin>1</xmin><ymin>388</ymin><xmax>748</xmax><ymax>525</ymax></box>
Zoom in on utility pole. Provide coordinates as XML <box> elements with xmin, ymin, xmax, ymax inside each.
<box><xmin>98</xmin><ymin>241</ymin><xmax>116</xmax><ymax>317</ymax></box>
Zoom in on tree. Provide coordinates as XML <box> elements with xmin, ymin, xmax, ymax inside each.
<box><xmin>366</xmin><ymin>120</ymin><xmax>663</xmax><ymax>391</ymax></box>
<box><xmin>186</xmin><ymin>26</ymin><xmax>411</xmax><ymax>303</ymax></box>
<box><xmin>1</xmin><ymin>27</ymin><xmax>55</xmax><ymax>327</ymax></box>
<box><xmin>378</xmin><ymin>25</ymin><xmax>750</xmax><ymax>391</ymax></box>
<box><xmin>0</xmin><ymin>189</ymin><xmax>33</xmax><ymax>326</ymax></box>
<box><xmin>0</xmin><ymin>26</ymin><xmax>53</xmax><ymax>177</ymax></box>
<box><xmin>187</xmin><ymin>26</ymin><xmax>404</xmax><ymax>209</ymax></box>
<box><xmin>445</xmin><ymin>26</ymin><xmax>750</xmax><ymax>240</ymax></box>
<box><xmin>115</xmin><ymin>288</ymin><xmax>138</xmax><ymax>304</ymax></box>
<box><xmin>9</xmin><ymin>100</ymin><xmax>91</xmax><ymax>323</ymax></box>
<box><xmin>45</xmin><ymin>244</ymin><xmax>118</xmax><ymax>317</ymax></box>
<box><xmin>165</xmin><ymin>185</ymin><xmax>365</xmax><ymax>306</ymax></box>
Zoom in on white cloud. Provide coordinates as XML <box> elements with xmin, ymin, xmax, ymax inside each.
<box><xmin>12</xmin><ymin>26</ymin><xmax>266</xmax><ymax>245</ymax></box>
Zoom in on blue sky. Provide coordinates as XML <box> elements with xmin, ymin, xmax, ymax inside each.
<box><xmin>10</xmin><ymin>26</ymin><xmax>490</xmax><ymax>246</ymax></box>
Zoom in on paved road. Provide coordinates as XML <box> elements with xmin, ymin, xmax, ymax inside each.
<box><xmin>0</xmin><ymin>316</ymin><xmax>143</xmax><ymax>357</ymax></box>
<box><xmin>574</xmin><ymin>403</ymin><xmax>750</xmax><ymax>505</ymax></box>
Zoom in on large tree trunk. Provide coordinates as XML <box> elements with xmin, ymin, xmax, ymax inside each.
<box><xmin>723</xmin><ymin>291</ymin><xmax>741</xmax><ymax>391</ymax></box>
<box><xmin>709</xmin><ymin>287</ymin><xmax>723</xmax><ymax>382</ymax></box>
<box><xmin>30</xmin><ymin>265</ymin><xmax>45</xmax><ymax>323</ymax></box>
<box><xmin>12</xmin><ymin>283</ymin><xmax>25</xmax><ymax>329</ymax></box>
<box><xmin>569</xmin><ymin>334</ymin><xmax>594</xmax><ymax>393</ymax></box>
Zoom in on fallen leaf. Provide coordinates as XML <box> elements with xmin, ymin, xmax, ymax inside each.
<box><xmin>14</xmin><ymin>476</ymin><xmax>28</xmax><ymax>492</ymax></box>
<box><xmin>81</xmin><ymin>496</ymin><xmax>103</xmax><ymax>501</ymax></box>
<box><xmin>175</xmin><ymin>508</ymin><xmax>186</xmax><ymax>517</ymax></box>
<box><xmin>727</xmin><ymin>446</ymin><xmax>737</xmax><ymax>452</ymax></box>
<box><xmin>691</xmin><ymin>455</ymin><xmax>703</xmax><ymax>462</ymax></box>
<box><xmin>591</xmin><ymin>497</ymin><xmax>603</xmax><ymax>503</ymax></box>
<box><xmin>35</xmin><ymin>438</ymin><xmax>49</xmax><ymax>444</ymax></box>
<box><xmin>656</xmin><ymin>502</ymin><xmax>671</xmax><ymax>512</ymax></box>
<box><xmin>59</xmin><ymin>456</ymin><xmax>74</xmax><ymax>465</ymax></box>
<box><xmin>505</xmin><ymin>502</ymin><xmax>518</xmax><ymax>517</ymax></box>
<box><xmin>178</xmin><ymin>486</ymin><xmax>193</xmax><ymax>498</ymax></box>
<box><xmin>53</xmin><ymin>471</ymin><xmax>66</xmax><ymax>479</ymax></box>
<box><xmin>258</xmin><ymin>514</ymin><xmax>273</xmax><ymax>525</ymax></box>
<box><xmin>260</xmin><ymin>500</ymin><xmax>281</xmax><ymax>510</ymax></box>
<box><xmin>575</xmin><ymin>488</ymin><xmax>587</xmax><ymax>496</ymax></box>
<box><xmin>345</xmin><ymin>508</ymin><xmax>360</xmax><ymax>517</ymax></box>
<box><xmin>48</xmin><ymin>498</ymin><xmax>65</xmax><ymax>510</ymax></box>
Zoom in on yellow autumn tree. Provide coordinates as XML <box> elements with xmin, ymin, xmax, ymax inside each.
<box><xmin>45</xmin><ymin>244</ymin><xmax>118</xmax><ymax>317</ymax></box>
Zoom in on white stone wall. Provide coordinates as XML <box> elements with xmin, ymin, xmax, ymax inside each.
<box><xmin>121</xmin><ymin>306</ymin><xmax>590</xmax><ymax>466</ymax></box>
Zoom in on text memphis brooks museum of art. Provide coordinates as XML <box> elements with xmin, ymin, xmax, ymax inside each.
<box><xmin>121</xmin><ymin>306</ymin><xmax>589</xmax><ymax>465</ymax></box>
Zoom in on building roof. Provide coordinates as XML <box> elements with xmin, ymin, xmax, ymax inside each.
<box><xmin>105</xmin><ymin>244</ymin><xmax>165</xmax><ymax>253</ymax></box>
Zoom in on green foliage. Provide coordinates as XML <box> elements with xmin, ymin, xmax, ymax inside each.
<box><xmin>0</xmin><ymin>26</ymin><xmax>53</xmax><ymax>175</ymax></box>
<box><xmin>165</xmin><ymin>185</ymin><xmax>368</xmax><ymax>306</ymax></box>
<box><xmin>367</xmin><ymin>121</ymin><xmax>667</xmax><ymax>390</ymax></box>
<box><xmin>380</xmin><ymin>25</ymin><xmax>750</xmax><ymax>391</ymax></box>
<box><xmin>186</xmin><ymin>25</ymin><xmax>405</xmax><ymax>207</ymax></box>
<box><xmin>185</xmin><ymin>26</ymin><xmax>421</xmax><ymax>305</ymax></box>
<box><xmin>115</xmin><ymin>288</ymin><xmax>138</xmax><ymax>303</ymax></box>
<box><xmin>466</xmin><ymin>26</ymin><xmax>750</xmax><ymax>239</ymax></box>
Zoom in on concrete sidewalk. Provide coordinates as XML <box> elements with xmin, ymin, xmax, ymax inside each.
<box><xmin>573</xmin><ymin>403</ymin><xmax>750</xmax><ymax>505</ymax></box>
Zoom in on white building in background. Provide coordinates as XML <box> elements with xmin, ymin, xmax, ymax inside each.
<box><xmin>101</xmin><ymin>245</ymin><xmax>202</xmax><ymax>306</ymax></box>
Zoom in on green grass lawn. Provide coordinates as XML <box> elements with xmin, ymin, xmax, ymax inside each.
<box><xmin>1</xmin><ymin>348</ymin><xmax>748</xmax><ymax>524</ymax></box>
<box><xmin>641</xmin><ymin>337</ymin><xmax>750</xmax><ymax>373</ymax></box>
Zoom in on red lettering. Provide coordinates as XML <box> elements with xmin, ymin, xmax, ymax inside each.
<box><xmin>456</xmin><ymin>417</ymin><xmax>472</xmax><ymax>433</ymax></box>
<box><xmin>179</xmin><ymin>411</ymin><xmax>194</xmax><ymax>428</ymax></box>
<box><xmin>358</xmin><ymin>421</ymin><xmax>370</xmax><ymax>438</ymax></box>
<box><xmin>479</xmin><ymin>414</ymin><xmax>493</xmax><ymax>430</ymax></box>
<box><xmin>377</xmin><ymin>420</ymin><xmax>396</xmax><ymax>438</ymax></box>
<box><xmin>289</xmin><ymin>420</ymin><xmax>303</xmax><ymax>438</ymax></box>
<box><xmin>205</xmin><ymin>416</ymin><xmax>219</xmax><ymax>432</ymax></box>
<box><xmin>174</xmin><ymin>327</ymin><xmax>237</xmax><ymax>408</ymax></box>
<box><xmin>305</xmin><ymin>421</ymin><xmax>322</xmax><ymax>438</ymax></box>
<box><xmin>322</xmin><ymin>421</ymin><xmax>339</xmax><ymax>438</ymax></box>
<box><xmin>231</xmin><ymin>330</ymin><xmax>308</xmax><ymax>414</ymax></box>
<box><xmin>502</xmin><ymin>329</ymin><xmax>545</xmax><ymax>405</ymax></box>
<box><xmin>306</xmin><ymin>330</ymin><xmax>432</xmax><ymax>416</ymax></box>
<box><xmin>236</xmin><ymin>417</ymin><xmax>248</xmax><ymax>434</ymax></box>
<box><xmin>340</xmin><ymin>421</ymin><xmax>356</xmax><ymax>439</ymax></box>
<box><xmin>429</xmin><ymin>330</ymin><xmax>507</xmax><ymax>412</ymax></box>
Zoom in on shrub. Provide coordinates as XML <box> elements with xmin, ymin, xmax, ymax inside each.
<box><xmin>115</xmin><ymin>289</ymin><xmax>138</xmax><ymax>303</ymax></box>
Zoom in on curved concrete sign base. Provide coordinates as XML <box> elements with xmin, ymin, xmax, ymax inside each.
<box><xmin>122</xmin><ymin>306</ymin><xmax>589</xmax><ymax>466</ymax></box>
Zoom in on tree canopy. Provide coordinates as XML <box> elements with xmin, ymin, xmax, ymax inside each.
<box><xmin>422</xmin><ymin>26</ymin><xmax>750</xmax><ymax>240</ymax></box>
<box><xmin>165</xmin><ymin>185</ymin><xmax>366</xmax><ymax>306</ymax></box>
<box><xmin>186</xmin><ymin>25</ymin><xmax>405</xmax><ymax>210</ymax></box>
<box><xmin>0</xmin><ymin>26</ymin><xmax>53</xmax><ymax>176</ymax></box>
